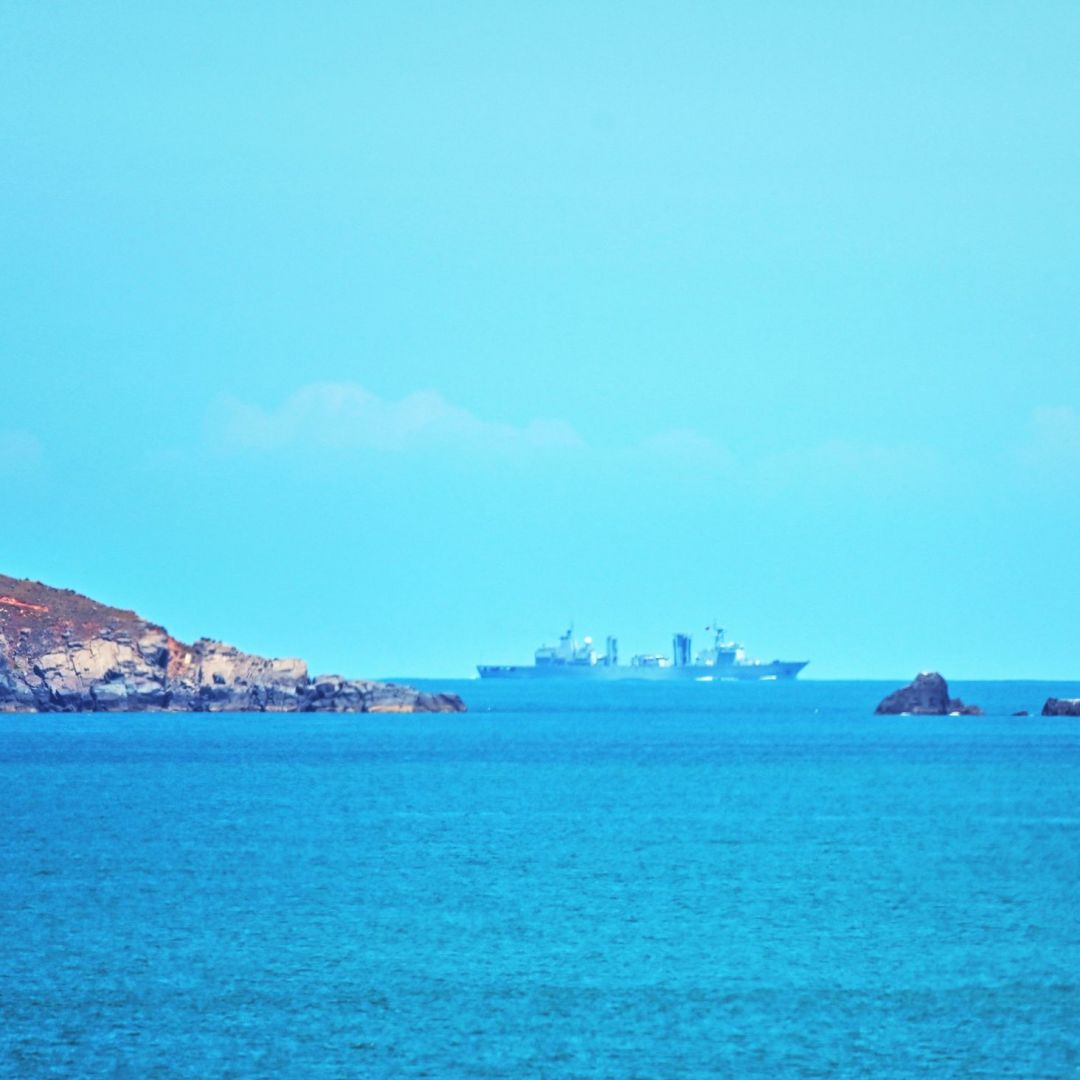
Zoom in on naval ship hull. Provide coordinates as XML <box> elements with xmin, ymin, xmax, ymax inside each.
<box><xmin>477</xmin><ymin>661</ymin><xmax>808</xmax><ymax>681</ymax></box>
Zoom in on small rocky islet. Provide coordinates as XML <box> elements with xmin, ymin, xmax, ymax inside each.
<box><xmin>875</xmin><ymin>671</ymin><xmax>1079</xmax><ymax>718</ymax></box>
<box><xmin>0</xmin><ymin>573</ymin><xmax>465</xmax><ymax>714</ymax></box>
<box><xmin>874</xmin><ymin>672</ymin><xmax>983</xmax><ymax>715</ymax></box>
<box><xmin>1041</xmin><ymin>697</ymin><xmax>1080</xmax><ymax>717</ymax></box>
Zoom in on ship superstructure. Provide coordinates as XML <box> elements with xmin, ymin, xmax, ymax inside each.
<box><xmin>478</xmin><ymin>625</ymin><xmax>808</xmax><ymax>680</ymax></box>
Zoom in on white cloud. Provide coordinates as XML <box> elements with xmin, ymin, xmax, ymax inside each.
<box><xmin>208</xmin><ymin>382</ymin><xmax>940</xmax><ymax>497</ymax></box>
<box><xmin>213</xmin><ymin>383</ymin><xmax>585</xmax><ymax>456</ymax></box>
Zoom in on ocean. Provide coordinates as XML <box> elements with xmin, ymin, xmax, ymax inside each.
<box><xmin>2</xmin><ymin>679</ymin><xmax>1078</xmax><ymax>1077</ymax></box>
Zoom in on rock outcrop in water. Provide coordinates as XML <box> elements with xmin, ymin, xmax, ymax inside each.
<box><xmin>1042</xmin><ymin>698</ymin><xmax>1080</xmax><ymax>717</ymax></box>
<box><xmin>0</xmin><ymin>574</ymin><xmax>465</xmax><ymax>714</ymax></box>
<box><xmin>874</xmin><ymin>672</ymin><xmax>983</xmax><ymax>716</ymax></box>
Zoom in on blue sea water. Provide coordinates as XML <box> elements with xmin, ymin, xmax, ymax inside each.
<box><xmin>2</xmin><ymin>679</ymin><xmax>1079</xmax><ymax>1077</ymax></box>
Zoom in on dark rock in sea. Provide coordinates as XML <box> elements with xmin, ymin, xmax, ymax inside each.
<box><xmin>874</xmin><ymin>672</ymin><xmax>983</xmax><ymax>716</ymax></box>
<box><xmin>1042</xmin><ymin>698</ymin><xmax>1080</xmax><ymax>717</ymax></box>
<box><xmin>0</xmin><ymin>574</ymin><xmax>465</xmax><ymax>714</ymax></box>
<box><xmin>1011</xmin><ymin>710</ymin><xmax>1030</xmax><ymax>717</ymax></box>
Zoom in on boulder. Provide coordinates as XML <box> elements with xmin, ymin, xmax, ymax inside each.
<box><xmin>1042</xmin><ymin>698</ymin><xmax>1080</xmax><ymax>717</ymax></box>
<box><xmin>875</xmin><ymin>672</ymin><xmax>983</xmax><ymax>716</ymax></box>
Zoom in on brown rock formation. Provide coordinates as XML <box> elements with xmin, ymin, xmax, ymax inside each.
<box><xmin>0</xmin><ymin>574</ymin><xmax>465</xmax><ymax>714</ymax></box>
<box><xmin>1042</xmin><ymin>698</ymin><xmax>1080</xmax><ymax>717</ymax></box>
<box><xmin>874</xmin><ymin>672</ymin><xmax>983</xmax><ymax>715</ymax></box>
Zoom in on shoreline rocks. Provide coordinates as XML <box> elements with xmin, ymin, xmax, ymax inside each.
<box><xmin>0</xmin><ymin>574</ymin><xmax>465</xmax><ymax>714</ymax></box>
<box><xmin>874</xmin><ymin>672</ymin><xmax>983</xmax><ymax>716</ymax></box>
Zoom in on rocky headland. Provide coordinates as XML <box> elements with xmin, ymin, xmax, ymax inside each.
<box><xmin>874</xmin><ymin>672</ymin><xmax>983</xmax><ymax>716</ymax></box>
<box><xmin>0</xmin><ymin>574</ymin><xmax>465</xmax><ymax>714</ymax></box>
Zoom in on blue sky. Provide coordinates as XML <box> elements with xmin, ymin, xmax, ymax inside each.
<box><xmin>3</xmin><ymin>2</ymin><xmax>1079</xmax><ymax>678</ymax></box>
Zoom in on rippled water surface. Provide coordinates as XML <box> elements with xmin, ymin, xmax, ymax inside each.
<box><xmin>2</xmin><ymin>680</ymin><xmax>1079</xmax><ymax>1076</ymax></box>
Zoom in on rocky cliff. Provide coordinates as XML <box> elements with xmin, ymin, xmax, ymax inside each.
<box><xmin>0</xmin><ymin>574</ymin><xmax>465</xmax><ymax>713</ymax></box>
<box><xmin>874</xmin><ymin>672</ymin><xmax>983</xmax><ymax>715</ymax></box>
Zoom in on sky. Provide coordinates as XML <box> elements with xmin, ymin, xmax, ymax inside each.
<box><xmin>2</xmin><ymin>2</ymin><xmax>1079</xmax><ymax>679</ymax></box>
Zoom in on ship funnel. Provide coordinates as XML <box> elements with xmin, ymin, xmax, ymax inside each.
<box><xmin>605</xmin><ymin>636</ymin><xmax>618</xmax><ymax>667</ymax></box>
<box><xmin>673</xmin><ymin>632</ymin><xmax>692</xmax><ymax>667</ymax></box>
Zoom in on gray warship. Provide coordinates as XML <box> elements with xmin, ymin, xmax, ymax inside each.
<box><xmin>478</xmin><ymin>625</ymin><xmax>808</xmax><ymax>681</ymax></box>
